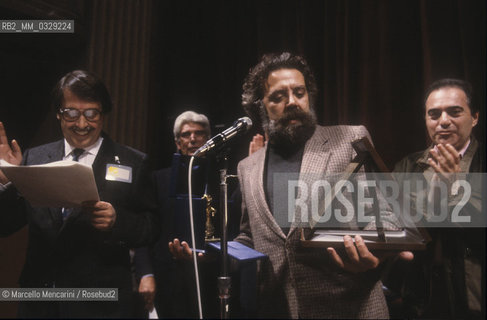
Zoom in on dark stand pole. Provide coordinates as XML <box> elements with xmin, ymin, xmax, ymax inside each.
<box><xmin>217</xmin><ymin>154</ymin><xmax>233</xmax><ymax>319</ymax></box>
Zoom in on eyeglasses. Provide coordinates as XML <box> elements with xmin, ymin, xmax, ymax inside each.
<box><xmin>59</xmin><ymin>108</ymin><xmax>102</xmax><ymax>122</ymax></box>
<box><xmin>179</xmin><ymin>130</ymin><xmax>207</xmax><ymax>140</ymax></box>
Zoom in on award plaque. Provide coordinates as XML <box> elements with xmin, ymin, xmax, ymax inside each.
<box><xmin>299</xmin><ymin>137</ymin><xmax>431</xmax><ymax>251</ymax></box>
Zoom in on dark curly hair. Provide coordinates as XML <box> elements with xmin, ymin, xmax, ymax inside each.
<box><xmin>52</xmin><ymin>70</ymin><xmax>113</xmax><ymax>114</ymax></box>
<box><xmin>242</xmin><ymin>52</ymin><xmax>317</xmax><ymax>128</ymax></box>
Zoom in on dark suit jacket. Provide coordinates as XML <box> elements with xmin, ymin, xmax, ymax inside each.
<box><xmin>0</xmin><ymin>135</ymin><xmax>158</xmax><ymax>318</ymax></box>
<box><xmin>134</xmin><ymin>167</ymin><xmax>195</xmax><ymax>318</ymax></box>
<box><xmin>134</xmin><ymin>154</ymin><xmax>242</xmax><ymax>318</ymax></box>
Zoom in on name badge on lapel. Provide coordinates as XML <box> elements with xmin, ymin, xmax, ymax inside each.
<box><xmin>106</xmin><ymin>164</ymin><xmax>132</xmax><ymax>183</ymax></box>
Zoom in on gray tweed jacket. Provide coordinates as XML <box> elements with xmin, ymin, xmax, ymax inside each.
<box><xmin>235</xmin><ymin>125</ymin><xmax>389</xmax><ymax>319</ymax></box>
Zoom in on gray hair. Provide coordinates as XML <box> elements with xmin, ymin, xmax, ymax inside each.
<box><xmin>173</xmin><ymin>111</ymin><xmax>211</xmax><ymax>141</ymax></box>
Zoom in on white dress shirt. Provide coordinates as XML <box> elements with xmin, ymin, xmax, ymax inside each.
<box><xmin>63</xmin><ymin>137</ymin><xmax>103</xmax><ymax>166</ymax></box>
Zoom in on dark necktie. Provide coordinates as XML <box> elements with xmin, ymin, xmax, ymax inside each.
<box><xmin>62</xmin><ymin>148</ymin><xmax>85</xmax><ymax>220</ymax></box>
<box><xmin>72</xmin><ymin>148</ymin><xmax>85</xmax><ymax>162</ymax></box>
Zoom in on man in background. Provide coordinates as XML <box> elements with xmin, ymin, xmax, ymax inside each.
<box><xmin>135</xmin><ymin>111</ymin><xmax>221</xmax><ymax>318</ymax></box>
<box><xmin>390</xmin><ymin>78</ymin><xmax>483</xmax><ymax>318</ymax></box>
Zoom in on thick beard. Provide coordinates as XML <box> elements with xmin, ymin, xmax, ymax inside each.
<box><xmin>266</xmin><ymin>106</ymin><xmax>317</xmax><ymax>157</ymax></box>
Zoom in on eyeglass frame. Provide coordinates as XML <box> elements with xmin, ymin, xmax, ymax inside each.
<box><xmin>58</xmin><ymin>108</ymin><xmax>103</xmax><ymax>122</ymax></box>
<box><xmin>178</xmin><ymin>129</ymin><xmax>208</xmax><ymax>140</ymax></box>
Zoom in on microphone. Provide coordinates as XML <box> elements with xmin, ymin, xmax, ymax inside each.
<box><xmin>193</xmin><ymin>117</ymin><xmax>253</xmax><ymax>157</ymax></box>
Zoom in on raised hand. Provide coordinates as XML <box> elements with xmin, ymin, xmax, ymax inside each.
<box><xmin>0</xmin><ymin>121</ymin><xmax>23</xmax><ymax>184</ymax></box>
<box><xmin>249</xmin><ymin>134</ymin><xmax>265</xmax><ymax>156</ymax></box>
<box><xmin>0</xmin><ymin>121</ymin><xmax>22</xmax><ymax>165</ymax></box>
<box><xmin>428</xmin><ymin>143</ymin><xmax>461</xmax><ymax>173</ymax></box>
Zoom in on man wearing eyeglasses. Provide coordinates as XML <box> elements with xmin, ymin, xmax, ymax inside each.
<box><xmin>0</xmin><ymin>70</ymin><xmax>158</xmax><ymax>318</ymax></box>
<box><xmin>173</xmin><ymin>111</ymin><xmax>211</xmax><ymax>156</ymax></box>
<box><xmin>134</xmin><ymin>111</ymin><xmax>219</xmax><ymax>318</ymax></box>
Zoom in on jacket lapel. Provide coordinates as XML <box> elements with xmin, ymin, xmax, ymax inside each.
<box><xmin>289</xmin><ymin>127</ymin><xmax>331</xmax><ymax>236</ymax></box>
<box><xmin>92</xmin><ymin>137</ymin><xmax>114</xmax><ymax>198</ymax></box>
<box><xmin>250</xmin><ymin>145</ymin><xmax>287</xmax><ymax>240</ymax></box>
<box><xmin>460</xmin><ymin>137</ymin><xmax>478</xmax><ymax>172</ymax></box>
<box><xmin>300</xmin><ymin>128</ymin><xmax>331</xmax><ymax>176</ymax></box>
<box><xmin>47</xmin><ymin>140</ymin><xmax>65</xmax><ymax>162</ymax></box>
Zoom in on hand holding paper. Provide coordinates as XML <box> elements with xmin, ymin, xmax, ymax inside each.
<box><xmin>83</xmin><ymin>200</ymin><xmax>116</xmax><ymax>231</ymax></box>
<box><xmin>0</xmin><ymin>159</ymin><xmax>99</xmax><ymax>207</ymax></box>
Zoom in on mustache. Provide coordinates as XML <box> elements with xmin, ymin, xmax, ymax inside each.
<box><xmin>71</xmin><ymin>126</ymin><xmax>94</xmax><ymax>134</ymax></box>
<box><xmin>276</xmin><ymin>107</ymin><xmax>312</xmax><ymax>126</ymax></box>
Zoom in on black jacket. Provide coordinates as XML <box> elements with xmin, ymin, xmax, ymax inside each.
<box><xmin>0</xmin><ymin>135</ymin><xmax>158</xmax><ymax>317</ymax></box>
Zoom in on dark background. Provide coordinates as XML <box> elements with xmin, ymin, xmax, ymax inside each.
<box><xmin>0</xmin><ymin>0</ymin><xmax>485</xmax><ymax>317</ymax></box>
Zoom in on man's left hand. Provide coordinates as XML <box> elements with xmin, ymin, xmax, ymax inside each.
<box><xmin>83</xmin><ymin>201</ymin><xmax>116</xmax><ymax>231</ymax></box>
<box><xmin>327</xmin><ymin>235</ymin><xmax>413</xmax><ymax>273</ymax></box>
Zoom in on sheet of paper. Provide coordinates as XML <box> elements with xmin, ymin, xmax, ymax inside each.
<box><xmin>0</xmin><ymin>159</ymin><xmax>99</xmax><ymax>207</ymax></box>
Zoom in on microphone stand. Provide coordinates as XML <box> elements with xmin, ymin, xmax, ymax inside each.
<box><xmin>217</xmin><ymin>151</ymin><xmax>236</xmax><ymax>319</ymax></box>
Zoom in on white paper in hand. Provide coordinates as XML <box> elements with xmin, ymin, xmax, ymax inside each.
<box><xmin>0</xmin><ymin>159</ymin><xmax>99</xmax><ymax>207</ymax></box>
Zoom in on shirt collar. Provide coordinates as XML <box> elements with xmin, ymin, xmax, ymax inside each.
<box><xmin>457</xmin><ymin>139</ymin><xmax>471</xmax><ymax>158</ymax></box>
<box><xmin>64</xmin><ymin>137</ymin><xmax>104</xmax><ymax>158</ymax></box>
